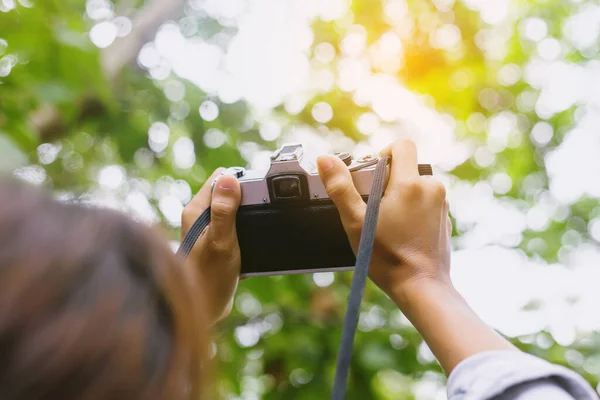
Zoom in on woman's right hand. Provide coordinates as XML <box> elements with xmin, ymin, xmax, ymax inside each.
<box><xmin>319</xmin><ymin>139</ymin><xmax>518</xmax><ymax>375</ymax></box>
<box><xmin>316</xmin><ymin>139</ymin><xmax>453</xmax><ymax>306</ymax></box>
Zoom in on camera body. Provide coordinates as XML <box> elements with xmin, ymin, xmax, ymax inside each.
<box><xmin>215</xmin><ymin>144</ymin><xmax>432</xmax><ymax>277</ymax></box>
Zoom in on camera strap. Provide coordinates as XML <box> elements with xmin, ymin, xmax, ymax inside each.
<box><xmin>176</xmin><ymin>156</ymin><xmax>390</xmax><ymax>400</ymax></box>
<box><xmin>177</xmin><ymin>206</ymin><xmax>211</xmax><ymax>258</ymax></box>
<box><xmin>331</xmin><ymin>155</ymin><xmax>389</xmax><ymax>400</ymax></box>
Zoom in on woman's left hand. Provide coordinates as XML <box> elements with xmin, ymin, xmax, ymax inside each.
<box><xmin>181</xmin><ymin>168</ymin><xmax>242</xmax><ymax>324</ymax></box>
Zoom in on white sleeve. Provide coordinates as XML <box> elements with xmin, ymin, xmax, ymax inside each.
<box><xmin>446</xmin><ymin>350</ymin><xmax>598</xmax><ymax>400</ymax></box>
<box><xmin>495</xmin><ymin>380</ymin><xmax>576</xmax><ymax>400</ymax></box>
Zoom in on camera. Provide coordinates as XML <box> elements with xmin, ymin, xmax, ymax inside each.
<box><xmin>214</xmin><ymin>144</ymin><xmax>432</xmax><ymax>277</ymax></box>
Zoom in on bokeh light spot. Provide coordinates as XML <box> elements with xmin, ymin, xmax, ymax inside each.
<box><xmin>203</xmin><ymin>128</ymin><xmax>227</xmax><ymax>149</ymax></box>
<box><xmin>314</xmin><ymin>42</ymin><xmax>336</xmax><ymax>63</ymax></box>
<box><xmin>313</xmin><ymin>272</ymin><xmax>334</xmax><ymax>287</ymax></box>
<box><xmin>148</xmin><ymin>122</ymin><xmax>170</xmax><ymax>153</ymax></box>
<box><xmin>236</xmin><ymin>293</ymin><xmax>262</xmax><ymax>318</ymax></box>
<box><xmin>537</xmin><ymin>38</ymin><xmax>561</xmax><ymax>61</ymax></box>
<box><xmin>290</xmin><ymin>368</ymin><xmax>313</xmax><ymax>387</ymax></box>
<box><xmin>173</xmin><ymin>137</ymin><xmax>195</xmax><ymax>169</ymax></box>
<box><xmin>0</xmin><ymin>54</ymin><xmax>17</xmax><ymax>77</ymax></box>
<box><xmin>431</xmin><ymin>24</ymin><xmax>461</xmax><ymax>49</ymax></box>
<box><xmin>340</xmin><ymin>25</ymin><xmax>367</xmax><ymax>56</ymax></box>
<box><xmin>490</xmin><ymin>173</ymin><xmax>512</xmax><ymax>195</ymax></box>
<box><xmin>497</xmin><ymin>64</ymin><xmax>522</xmax><ymax>86</ymax></box>
<box><xmin>0</xmin><ymin>0</ymin><xmax>16</xmax><ymax>12</ymax></box>
<box><xmin>234</xmin><ymin>325</ymin><xmax>260</xmax><ymax>348</ymax></box>
<box><xmin>98</xmin><ymin>165</ymin><xmax>125</xmax><ymax>190</ymax></box>
<box><xmin>311</xmin><ymin>102</ymin><xmax>333</xmax><ymax>123</ymax></box>
<box><xmin>356</xmin><ymin>112</ymin><xmax>380</xmax><ymax>135</ymax></box>
<box><xmin>138</xmin><ymin>44</ymin><xmax>160</xmax><ymax>69</ymax></box>
<box><xmin>588</xmin><ymin>219</ymin><xmax>600</xmax><ymax>243</ymax></box>
<box><xmin>520</xmin><ymin>17</ymin><xmax>548</xmax><ymax>42</ymax></box>
<box><xmin>259</xmin><ymin>120</ymin><xmax>282</xmax><ymax>141</ymax></box>
<box><xmin>379</xmin><ymin>32</ymin><xmax>402</xmax><ymax>55</ymax></box>
<box><xmin>164</xmin><ymin>80</ymin><xmax>186</xmax><ymax>102</ymax></box>
<box><xmin>86</xmin><ymin>0</ymin><xmax>113</xmax><ymax>20</ymax></box>
<box><xmin>113</xmin><ymin>16</ymin><xmax>132</xmax><ymax>37</ymax></box>
<box><xmin>37</xmin><ymin>143</ymin><xmax>61</xmax><ymax>165</ymax></box>
<box><xmin>90</xmin><ymin>21</ymin><xmax>118</xmax><ymax>49</ymax></box>
<box><xmin>199</xmin><ymin>100</ymin><xmax>219</xmax><ymax>121</ymax></box>
<box><xmin>531</xmin><ymin>122</ymin><xmax>553</xmax><ymax>146</ymax></box>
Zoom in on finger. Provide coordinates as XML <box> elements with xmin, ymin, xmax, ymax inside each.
<box><xmin>209</xmin><ymin>175</ymin><xmax>241</xmax><ymax>245</ymax></box>
<box><xmin>182</xmin><ymin>168</ymin><xmax>225</xmax><ymax>234</ymax></box>
<box><xmin>186</xmin><ymin>168</ymin><xmax>225</xmax><ymax>213</ymax></box>
<box><xmin>317</xmin><ymin>155</ymin><xmax>366</xmax><ymax>235</ymax></box>
<box><xmin>380</xmin><ymin>138</ymin><xmax>419</xmax><ymax>188</ymax></box>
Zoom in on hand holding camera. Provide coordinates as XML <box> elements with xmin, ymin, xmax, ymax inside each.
<box><xmin>181</xmin><ymin>168</ymin><xmax>242</xmax><ymax>323</ymax></box>
<box><xmin>181</xmin><ymin>138</ymin><xmax>447</xmax><ymax>322</ymax></box>
<box><xmin>317</xmin><ymin>139</ymin><xmax>452</xmax><ymax>305</ymax></box>
<box><xmin>180</xmin><ymin>139</ymin><xmax>519</xmax><ymax>376</ymax></box>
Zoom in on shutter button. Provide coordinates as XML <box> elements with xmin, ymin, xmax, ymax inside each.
<box><xmin>335</xmin><ymin>152</ymin><xmax>353</xmax><ymax>166</ymax></box>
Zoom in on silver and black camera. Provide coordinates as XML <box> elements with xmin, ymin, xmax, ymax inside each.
<box><xmin>214</xmin><ymin>144</ymin><xmax>432</xmax><ymax>277</ymax></box>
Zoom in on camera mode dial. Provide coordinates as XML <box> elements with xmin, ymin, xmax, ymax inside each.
<box><xmin>211</xmin><ymin>167</ymin><xmax>245</xmax><ymax>192</ymax></box>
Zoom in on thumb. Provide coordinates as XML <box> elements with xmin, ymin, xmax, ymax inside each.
<box><xmin>209</xmin><ymin>175</ymin><xmax>241</xmax><ymax>244</ymax></box>
<box><xmin>317</xmin><ymin>155</ymin><xmax>366</xmax><ymax>235</ymax></box>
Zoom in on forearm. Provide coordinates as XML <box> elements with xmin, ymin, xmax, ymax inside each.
<box><xmin>392</xmin><ymin>279</ymin><xmax>516</xmax><ymax>375</ymax></box>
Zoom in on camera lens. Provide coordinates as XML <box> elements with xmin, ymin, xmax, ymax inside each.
<box><xmin>272</xmin><ymin>176</ymin><xmax>303</xmax><ymax>200</ymax></box>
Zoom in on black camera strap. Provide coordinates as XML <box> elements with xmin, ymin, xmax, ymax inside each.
<box><xmin>177</xmin><ymin>156</ymin><xmax>390</xmax><ymax>400</ymax></box>
<box><xmin>177</xmin><ymin>206</ymin><xmax>211</xmax><ymax>258</ymax></box>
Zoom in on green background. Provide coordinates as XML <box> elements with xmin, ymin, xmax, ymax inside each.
<box><xmin>2</xmin><ymin>0</ymin><xmax>600</xmax><ymax>398</ymax></box>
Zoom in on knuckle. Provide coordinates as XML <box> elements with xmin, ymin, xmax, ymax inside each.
<box><xmin>398</xmin><ymin>177</ymin><xmax>423</xmax><ymax>198</ymax></box>
<box><xmin>208</xmin><ymin>237</ymin><xmax>231</xmax><ymax>255</ymax></box>
<box><xmin>346</xmin><ymin>215</ymin><xmax>364</xmax><ymax>236</ymax></box>
<box><xmin>424</xmin><ymin>179</ymin><xmax>446</xmax><ymax>202</ymax></box>
<box><xmin>343</xmin><ymin>203</ymin><xmax>365</xmax><ymax>228</ymax></box>
<box><xmin>423</xmin><ymin>177</ymin><xmax>446</xmax><ymax>200</ymax></box>
<box><xmin>327</xmin><ymin>177</ymin><xmax>352</xmax><ymax>200</ymax></box>
<box><xmin>211</xmin><ymin>200</ymin><xmax>236</xmax><ymax>219</ymax></box>
<box><xmin>348</xmin><ymin>206</ymin><xmax>365</xmax><ymax>222</ymax></box>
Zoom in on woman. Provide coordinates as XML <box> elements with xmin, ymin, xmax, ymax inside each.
<box><xmin>0</xmin><ymin>139</ymin><xmax>595</xmax><ymax>399</ymax></box>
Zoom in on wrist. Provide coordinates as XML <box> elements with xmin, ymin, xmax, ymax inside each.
<box><xmin>389</xmin><ymin>276</ymin><xmax>459</xmax><ymax>315</ymax></box>
<box><xmin>389</xmin><ymin>275</ymin><xmax>516</xmax><ymax>374</ymax></box>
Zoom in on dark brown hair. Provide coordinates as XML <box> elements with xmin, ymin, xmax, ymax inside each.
<box><xmin>0</xmin><ymin>178</ymin><xmax>208</xmax><ymax>400</ymax></box>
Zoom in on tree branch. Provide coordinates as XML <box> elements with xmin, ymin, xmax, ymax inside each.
<box><xmin>32</xmin><ymin>0</ymin><xmax>186</xmax><ymax>140</ymax></box>
<box><xmin>102</xmin><ymin>0</ymin><xmax>186</xmax><ymax>80</ymax></box>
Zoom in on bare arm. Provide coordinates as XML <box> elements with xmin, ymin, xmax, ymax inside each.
<box><xmin>392</xmin><ymin>280</ymin><xmax>514</xmax><ymax>374</ymax></box>
<box><xmin>318</xmin><ymin>140</ymin><xmax>597</xmax><ymax>400</ymax></box>
<box><xmin>316</xmin><ymin>138</ymin><xmax>514</xmax><ymax>374</ymax></box>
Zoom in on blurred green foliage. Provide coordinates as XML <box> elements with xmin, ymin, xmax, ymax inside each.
<box><xmin>2</xmin><ymin>0</ymin><xmax>600</xmax><ymax>398</ymax></box>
